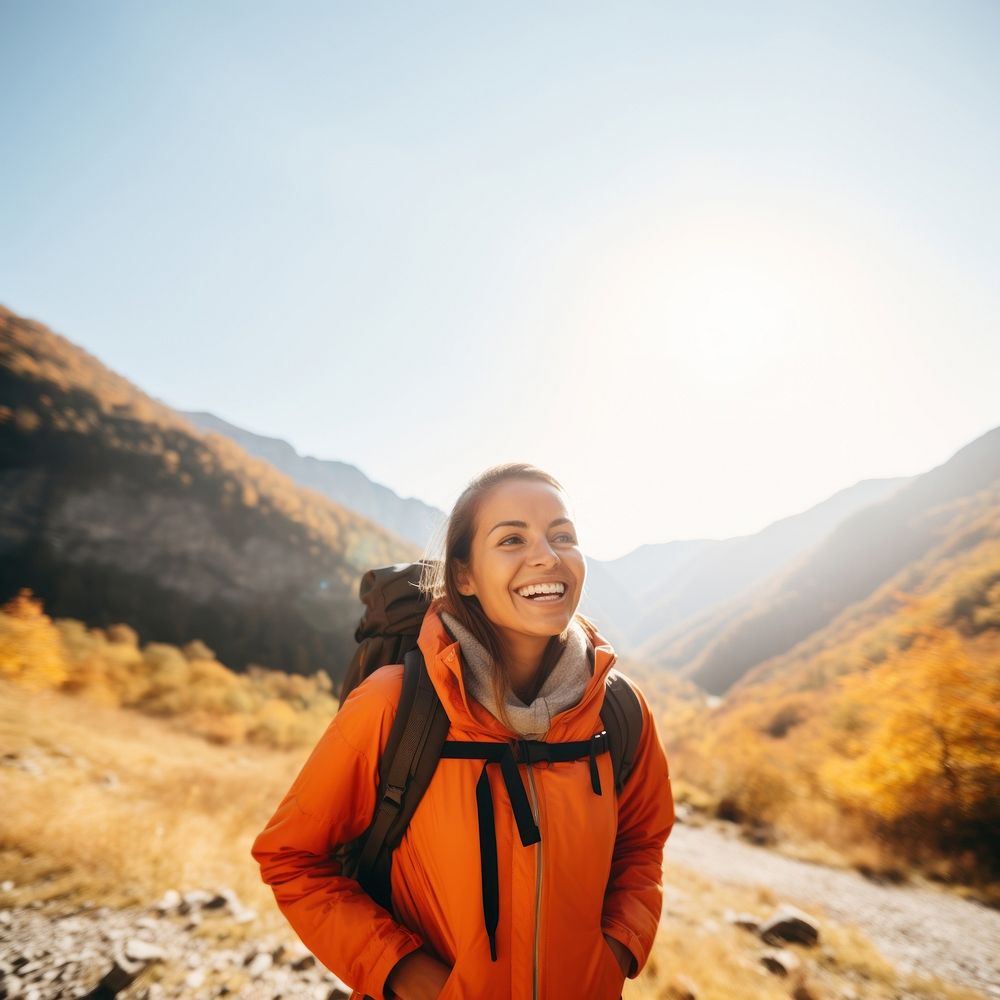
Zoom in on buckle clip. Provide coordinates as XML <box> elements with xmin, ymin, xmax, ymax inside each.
<box><xmin>382</xmin><ymin>783</ymin><xmax>405</xmax><ymax>809</ymax></box>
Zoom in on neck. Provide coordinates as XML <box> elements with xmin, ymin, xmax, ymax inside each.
<box><xmin>500</xmin><ymin>631</ymin><xmax>554</xmax><ymax>703</ymax></box>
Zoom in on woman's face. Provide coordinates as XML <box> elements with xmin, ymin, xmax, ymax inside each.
<box><xmin>456</xmin><ymin>479</ymin><xmax>586</xmax><ymax>645</ymax></box>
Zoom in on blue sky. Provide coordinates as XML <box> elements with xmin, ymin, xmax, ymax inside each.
<box><xmin>2</xmin><ymin>1</ymin><xmax>998</xmax><ymax>559</ymax></box>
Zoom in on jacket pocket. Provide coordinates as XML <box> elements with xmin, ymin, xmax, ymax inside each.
<box><xmin>436</xmin><ymin>965</ymin><xmax>459</xmax><ymax>1000</ymax></box>
<box><xmin>596</xmin><ymin>935</ymin><xmax>626</xmax><ymax>1000</ymax></box>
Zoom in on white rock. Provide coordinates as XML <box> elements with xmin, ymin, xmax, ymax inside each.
<box><xmin>154</xmin><ymin>888</ymin><xmax>181</xmax><ymax>913</ymax></box>
<box><xmin>182</xmin><ymin>889</ymin><xmax>213</xmax><ymax>910</ymax></box>
<box><xmin>124</xmin><ymin>938</ymin><xmax>166</xmax><ymax>962</ymax></box>
<box><xmin>247</xmin><ymin>952</ymin><xmax>273</xmax><ymax>978</ymax></box>
<box><xmin>232</xmin><ymin>906</ymin><xmax>257</xmax><ymax>924</ymax></box>
<box><xmin>185</xmin><ymin>968</ymin><xmax>206</xmax><ymax>990</ymax></box>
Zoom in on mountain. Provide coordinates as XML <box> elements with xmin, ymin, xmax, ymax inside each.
<box><xmin>179</xmin><ymin>410</ymin><xmax>445</xmax><ymax>550</ymax></box>
<box><xmin>586</xmin><ymin>478</ymin><xmax>908</xmax><ymax>654</ymax></box>
<box><xmin>0</xmin><ymin>304</ymin><xmax>418</xmax><ymax>678</ymax></box>
<box><xmin>584</xmin><ymin>539</ymin><xmax>714</xmax><ymax>646</ymax></box>
<box><xmin>640</xmin><ymin>424</ymin><xmax>1000</xmax><ymax>693</ymax></box>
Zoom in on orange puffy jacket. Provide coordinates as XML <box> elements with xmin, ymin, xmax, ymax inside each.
<box><xmin>251</xmin><ymin>605</ymin><xmax>675</xmax><ymax>1000</ymax></box>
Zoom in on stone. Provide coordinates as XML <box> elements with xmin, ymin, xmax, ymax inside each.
<box><xmin>185</xmin><ymin>968</ymin><xmax>207</xmax><ymax>990</ymax></box>
<box><xmin>760</xmin><ymin>948</ymin><xmax>802</xmax><ymax>976</ymax></box>
<box><xmin>180</xmin><ymin>889</ymin><xmax>214</xmax><ymax>913</ymax></box>
<box><xmin>124</xmin><ymin>938</ymin><xmax>166</xmax><ymax>962</ymax></box>
<box><xmin>154</xmin><ymin>889</ymin><xmax>180</xmax><ymax>913</ymax></box>
<box><xmin>246</xmin><ymin>952</ymin><xmax>273</xmax><ymax>978</ymax></box>
<box><xmin>724</xmin><ymin>909</ymin><xmax>760</xmax><ymax>932</ymax></box>
<box><xmin>759</xmin><ymin>904</ymin><xmax>820</xmax><ymax>947</ymax></box>
<box><xmin>230</xmin><ymin>905</ymin><xmax>257</xmax><ymax>925</ymax></box>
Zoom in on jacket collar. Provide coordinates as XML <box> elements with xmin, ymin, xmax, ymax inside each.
<box><xmin>416</xmin><ymin>601</ymin><xmax>618</xmax><ymax>741</ymax></box>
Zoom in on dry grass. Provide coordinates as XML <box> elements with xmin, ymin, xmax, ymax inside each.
<box><xmin>0</xmin><ymin>679</ymin><xmax>307</xmax><ymax>924</ymax></box>
<box><xmin>0</xmin><ymin>681</ymin><xmax>989</xmax><ymax>1000</ymax></box>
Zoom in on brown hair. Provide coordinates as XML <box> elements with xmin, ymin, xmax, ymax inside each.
<box><xmin>418</xmin><ymin>463</ymin><xmax>596</xmax><ymax>730</ymax></box>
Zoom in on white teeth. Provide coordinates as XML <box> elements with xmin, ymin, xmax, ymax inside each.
<box><xmin>516</xmin><ymin>582</ymin><xmax>566</xmax><ymax>598</ymax></box>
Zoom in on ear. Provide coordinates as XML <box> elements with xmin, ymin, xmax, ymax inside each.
<box><xmin>455</xmin><ymin>561</ymin><xmax>475</xmax><ymax>597</ymax></box>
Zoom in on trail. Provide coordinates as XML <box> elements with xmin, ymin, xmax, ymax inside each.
<box><xmin>665</xmin><ymin>823</ymin><xmax>1000</xmax><ymax>998</ymax></box>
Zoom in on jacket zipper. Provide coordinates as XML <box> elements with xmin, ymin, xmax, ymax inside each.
<box><xmin>525</xmin><ymin>763</ymin><xmax>542</xmax><ymax>1000</ymax></box>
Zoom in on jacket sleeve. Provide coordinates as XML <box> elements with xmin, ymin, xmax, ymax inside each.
<box><xmin>250</xmin><ymin>667</ymin><xmax>423</xmax><ymax>1000</ymax></box>
<box><xmin>601</xmin><ymin>683</ymin><xmax>675</xmax><ymax>978</ymax></box>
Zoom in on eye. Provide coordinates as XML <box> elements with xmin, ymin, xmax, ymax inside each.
<box><xmin>554</xmin><ymin>532</ymin><xmax>577</xmax><ymax>543</ymax></box>
<box><xmin>499</xmin><ymin>534</ymin><xmax>523</xmax><ymax>546</ymax></box>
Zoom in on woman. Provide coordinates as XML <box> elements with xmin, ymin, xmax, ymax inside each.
<box><xmin>251</xmin><ymin>463</ymin><xmax>675</xmax><ymax>1000</ymax></box>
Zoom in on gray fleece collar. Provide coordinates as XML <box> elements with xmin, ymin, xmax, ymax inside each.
<box><xmin>439</xmin><ymin>610</ymin><xmax>593</xmax><ymax>739</ymax></box>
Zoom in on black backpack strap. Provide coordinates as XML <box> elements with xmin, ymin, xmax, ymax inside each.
<box><xmin>355</xmin><ymin>647</ymin><xmax>450</xmax><ymax>909</ymax></box>
<box><xmin>600</xmin><ymin>669</ymin><xmax>644</xmax><ymax>794</ymax></box>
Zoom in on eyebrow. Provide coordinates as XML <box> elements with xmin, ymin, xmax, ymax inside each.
<box><xmin>488</xmin><ymin>517</ymin><xmax>574</xmax><ymax>536</ymax></box>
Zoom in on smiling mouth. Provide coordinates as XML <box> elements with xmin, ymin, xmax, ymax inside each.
<box><xmin>514</xmin><ymin>589</ymin><xmax>569</xmax><ymax>605</ymax></box>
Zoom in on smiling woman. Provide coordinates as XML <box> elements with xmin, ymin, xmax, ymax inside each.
<box><xmin>252</xmin><ymin>463</ymin><xmax>675</xmax><ymax>1000</ymax></box>
<box><xmin>454</xmin><ymin>480</ymin><xmax>588</xmax><ymax>707</ymax></box>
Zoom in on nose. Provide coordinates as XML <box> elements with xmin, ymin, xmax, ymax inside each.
<box><xmin>528</xmin><ymin>535</ymin><xmax>560</xmax><ymax>566</ymax></box>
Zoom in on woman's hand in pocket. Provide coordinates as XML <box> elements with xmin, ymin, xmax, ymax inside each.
<box><xmin>385</xmin><ymin>947</ymin><xmax>453</xmax><ymax>1000</ymax></box>
<box><xmin>602</xmin><ymin>933</ymin><xmax>632</xmax><ymax>978</ymax></box>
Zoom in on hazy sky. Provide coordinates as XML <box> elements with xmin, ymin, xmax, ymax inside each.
<box><xmin>3</xmin><ymin>1</ymin><xmax>998</xmax><ymax>560</ymax></box>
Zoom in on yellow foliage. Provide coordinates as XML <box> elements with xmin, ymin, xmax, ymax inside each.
<box><xmin>0</xmin><ymin>592</ymin><xmax>338</xmax><ymax>750</ymax></box>
<box><xmin>0</xmin><ymin>590</ymin><xmax>67</xmax><ymax>689</ymax></box>
<box><xmin>822</xmin><ymin>608</ymin><xmax>1000</xmax><ymax>828</ymax></box>
<box><xmin>249</xmin><ymin>698</ymin><xmax>302</xmax><ymax>749</ymax></box>
<box><xmin>670</xmin><ymin>579</ymin><xmax>1000</xmax><ymax>880</ymax></box>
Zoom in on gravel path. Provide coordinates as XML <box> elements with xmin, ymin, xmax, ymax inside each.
<box><xmin>665</xmin><ymin>822</ymin><xmax>1000</xmax><ymax>999</ymax></box>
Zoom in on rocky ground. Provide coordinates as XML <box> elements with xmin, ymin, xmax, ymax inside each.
<box><xmin>2</xmin><ymin>821</ymin><xmax>997</xmax><ymax>1000</ymax></box>
<box><xmin>0</xmin><ymin>887</ymin><xmax>350</xmax><ymax>1000</ymax></box>
<box><xmin>665</xmin><ymin>820</ymin><xmax>1000</xmax><ymax>999</ymax></box>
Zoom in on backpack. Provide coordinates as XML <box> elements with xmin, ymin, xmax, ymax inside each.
<box><xmin>336</xmin><ymin>561</ymin><xmax>644</xmax><ymax>931</ymax></box>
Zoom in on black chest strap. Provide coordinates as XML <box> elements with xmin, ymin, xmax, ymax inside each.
<box><xmin>439</xmin><ymin>734</ymin><xmax>610</xmax><ymax>960</ymax></box>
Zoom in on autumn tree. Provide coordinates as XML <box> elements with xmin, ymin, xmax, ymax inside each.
<box><xmin>0</xmin><ymin>589</ymin><xmax>67</xmax><ymax>689</ymax></box>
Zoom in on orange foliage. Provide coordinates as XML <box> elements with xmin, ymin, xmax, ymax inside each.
<box><xmin>668</xmin><ymin>580</ymin><xmax>1000</xmax><ymax>878</ymax></box>
<box><xmin>822</xmin><ymin>599</ymin><xmax>1000</xmax><ymax>836</ymax></box>
<box><xmin>0</xmin><ymin>588</ymin><xmax>67</xmax><ymax>689</ymax></box>
<box><xmin>0</xmin><ymin>591</ymin><xmax>338</xmax><ymax>750</ymax></box>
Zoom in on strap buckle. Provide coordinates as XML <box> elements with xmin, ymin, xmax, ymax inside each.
<box><xmin>382</xmin><ymin>782</ymin><xmax>405</xmax><ymax>809</ymax></box>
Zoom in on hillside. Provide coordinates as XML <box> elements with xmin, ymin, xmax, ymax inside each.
<box><xmin>180</xmin><ymin>409</ymin><xmax>446</xmax><ymax>550</ymax></box>
<box><xmin>639</xmin><ymin>426</ymin><xmax>1000</xmax><ymax>693</ymax></box>
<box><xmin>0</xmin><ymin>304</ymin><xmax>418</xmax><ymax>679</ymax></box>
<box><xmin>662</xmin><ymin>479</ymin><xmax>1000</xmax><ymax>886</ymax></box>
